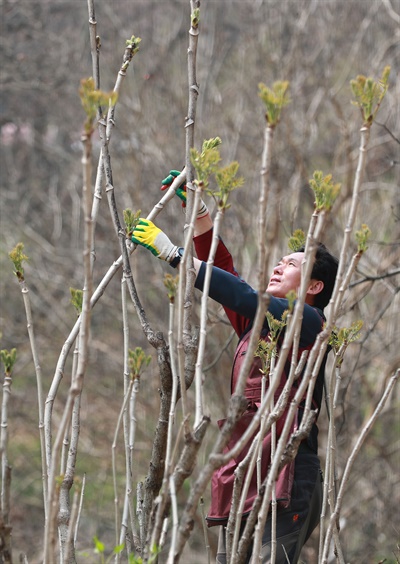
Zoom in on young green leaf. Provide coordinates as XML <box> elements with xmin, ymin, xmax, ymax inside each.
<box><xmin>93</xmin><ymin>535</ymin><xmax>105</xmax><ymax>554</ymax></box>
<box><xmin>79</xmin><ymin>78</ymin><xmax>119</xmax><ymax>134</ymax></box>
<box><xmin>211</xmin><ymin>161</ymin><xmax>244</xmax><ymax>210</ymax></box>
<box><xmin>113</xmin><ymin>543</ymin><xmax>125</xmax><ymax>555</ymax></box>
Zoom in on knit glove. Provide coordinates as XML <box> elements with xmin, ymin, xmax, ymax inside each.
<box><xmin>132</xmin><ymin>219</ymin><xmax>179</xmax><ymax>263</ymax></box>
<box><xmin>161</xmin><ymin>169</ymin><xmax>209</xmax><ymax>219</ymax></box>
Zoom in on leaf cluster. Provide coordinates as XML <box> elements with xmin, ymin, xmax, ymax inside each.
<box><xmin>1</xmin><ymin>348</ymin><xmax>17</xmax><ymax>376</ymax></box>
<box><xmin>128</xmin><ymin>347</ymin><xmax>151</xmax><ymax>380</ymax></box>
<box><xmin>350</xmin><ymin>66</ymin><xmax>390</xmax><ymax>124</ymax></box>
<box><xmin>79</xmin><ymin>77</ymin><xmax>119</xmax><ymax>134</ymax></box>
<box><xmin>9</xmin><ymin>242</ymin><xmax>28</xmax><ymax>281</ymax></box>
<box><xmin>258</xmin><ymin>80</ymin><xmax>290</xmax><ymax>126</ymax></box>
<box><xmin>288</xmin><ymin>229</ymin><xmax>306</xmax><ymax>252</ymax></box>
<box><xmin>190</xmin><ymin>137</ymin><xmax>222</xmax><ymax>188</ymax></box>
<box><xmin>213</xmin><ymin>161</ymin><xmax>244</xmax><ymax>210</ymax></box>
<box><xmin>190</xmin><ymin>137</ymin><xmax>244</xmax><ymax>210</ymax></box>
<box><xmin>329</xmin><ymin>320</ymin><xmax>363</xmax><ymax>365</ymax></box>
<box><xmin>309</xmin><ymin>170</ymin><xmax>341</xmax><ymax>212</ymax></box>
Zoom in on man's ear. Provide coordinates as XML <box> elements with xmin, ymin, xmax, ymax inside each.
<box><xmin>307</xmin><ymin>279</ymin><xmax>324</xmax><ymax>296</ymax></box>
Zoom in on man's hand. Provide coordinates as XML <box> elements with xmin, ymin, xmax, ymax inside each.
<box><xmin>132</xmin><ymin>218</ymin><xmax>179</xmax><ymax>263</ymax></box>
<box><xmin>161</xmin><ymin>169</ymin><xmax>187</xmax><ymax>206</ymax></box>
<box><xmin>161</xmin><ymin>169</ymin><xmax>209</xmax><ymax>218</ymax></box>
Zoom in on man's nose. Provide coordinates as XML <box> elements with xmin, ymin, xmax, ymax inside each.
<box><xmin>274</xmin><ymin>263</ymin><xmax>283</xmax><ymax>274</ymax></box>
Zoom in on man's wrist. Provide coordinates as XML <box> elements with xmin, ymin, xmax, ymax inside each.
<box><xmin>197</xmin><ymin>201</ymin><xmax>209</xmax><ymax>219</ymax></box>
<box><xmin>169</xmin><ymin>247</ymin><xmax>184</xmax><ymax>268</ymax></box>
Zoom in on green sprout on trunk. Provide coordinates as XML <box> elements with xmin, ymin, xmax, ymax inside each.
<box><xmin>1</xmin><ymin>348</ymin><xmax>17</xmax><ymax>377</ymax></box>
<box><xmin>191</xmin><ymin>8</ymin><xmax>200</xmax><ymax>29</ymax></box>
<box><xmin>350</xmin><ymin>66</ymin><xmax>390</xmax><ymax>125</ymax></box>
<box><xmin>309</xmin><ymin>170</ymin><xmax>341</xmax><ymax>212</ymax></box>
<box><xmin>285</xmin><ymin>290</ymin><xmax>296</xmax><ymax>313</ymax></box>
<box><xmin>355</xmin><ymin>223</ymin><xmax>371</xmax><ymax>253</ymax></box>
<box><xmin>163</xmin><ymin>273</ymin><xmax>179</xmax><ymax>303</ymax></box>
<box><xmin>9</xmin><ymin>242</ymin><xmax>28</xmax><ymax>281</ymax></box>
<box><xmin>124</xmin><ymin>208</ymin><xmax>142</xmax><ymax>238</ymax></box>
<box><xmin>258</xmin><ymin>81</ymin><xmax>291</xmax><ymax>126</ymax></box>
<box><xmin>70</xmin><ymin>288</ymin><xmax>83</xmax><ymax>315</ymax></box>
<box><xmin>128</xmin><ymin>347</ymin><xmax>151</xmax><ymax>381</ymax></box>
<box><xmin>255</xmin><ymin>310</ymin><xmax>288</xmax><ymax>375</ymax></box>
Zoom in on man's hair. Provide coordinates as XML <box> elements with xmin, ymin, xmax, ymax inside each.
<box><xmin>299</xmin><ymin>243</ymin><xmax>339</xmax><ymax>310</ymax></box>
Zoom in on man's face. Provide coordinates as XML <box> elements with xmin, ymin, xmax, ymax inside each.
<box><xmin>266</xmin><ymin>252</ymin><xmax>305</xmax><ymax>298</ymax></box>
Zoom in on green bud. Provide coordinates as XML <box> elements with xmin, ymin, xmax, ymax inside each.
<box><xmin>9</xmin><ymin>242</ymin><xmax>28</xmax><ymax>281</ymax></box>
<box><xmin>309</xmin><ymin>171</ymin><xmax>341</xmax><ymax>212</ymax></box>
<box><xmin>329</xmin><ymin>320</ymin><xmax>363</xmax><ymax>360</ymax></box>
<box><xmin>255</xmin><ymin>310</ymin><xmax>288</xmax><ymax>375</ymax></box>
<box><xmin>128</xmin><ymin>347</ymin><xmax>151</xmax><ymax>380</ymax></box>
<box><xmin>70</xmin><ymin>288</ymin><xmax>83</xmax><ymax>315</ymax></box>
<box><xmin>124</xmin><ymin>208</ymin><xmax>141</xmax><ymax>238</ymax></box>
<box><xmin>163</xmin><ymin>273</ymin><xmax>179</xmax><ymax>303</ymax></box>
<box><xmin>191</xmin><ymin>8</ymin><xmax>200</xmax><ymax>28</ymax></box>
<box><xmin>0</xmin><ymin>348</ymin><xmax>17</xmax><ymax>376</ymax></box>
<box><xmin>350</xmin><ymin>66</ymin><xmax>390</xmax><ymax>124</ymax></box>
<box><xmin>285</xmin><ymin>290</ymin><xmax>296</xmax><ymax>313</ymax></box>
<box><xmin>126</xmin><ymin>35</ymin><xmax>142</xmax><ymax>56</ymax></box>
<box><xmin>258</xmin><ymin>81</ymin><xmax>290</xmax><ymax>126</ymax></box>
<box><xmin>355</xmin><ymin>224</ymin><xmax>371</xmax><ymax>253</ymax></box>
<box><xmin>190</xmin><ymin>138</ymin><xmax>222</xmax><ymax>188</ymax></box>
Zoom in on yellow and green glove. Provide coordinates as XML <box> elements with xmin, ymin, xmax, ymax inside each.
<box><xmin>132</xmin><ymin>218</ymin><xmax>183</xmax><ymax>268</ymax></box>
<box><xmin>160</xmin><ymin>169</ymin><xmax>209</xmax><ymax>218</ymax></box>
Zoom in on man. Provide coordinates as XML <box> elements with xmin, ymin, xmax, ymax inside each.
<box><xmin>131</xmin><ymin>178</ymin><xmax>338</xmax><ymax>563</ymax></box>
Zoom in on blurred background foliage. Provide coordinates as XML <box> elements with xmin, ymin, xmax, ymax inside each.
<box><xmin>1</xmin><ymin>0</ymin><xmax>399</xmax><ymax>562</ymax></box>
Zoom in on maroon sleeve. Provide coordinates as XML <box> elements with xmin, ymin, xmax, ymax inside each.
<box><xmin>193</xmin><ymin>228</ymin><xmax>250</xmax><ymax>337</ymax></box>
